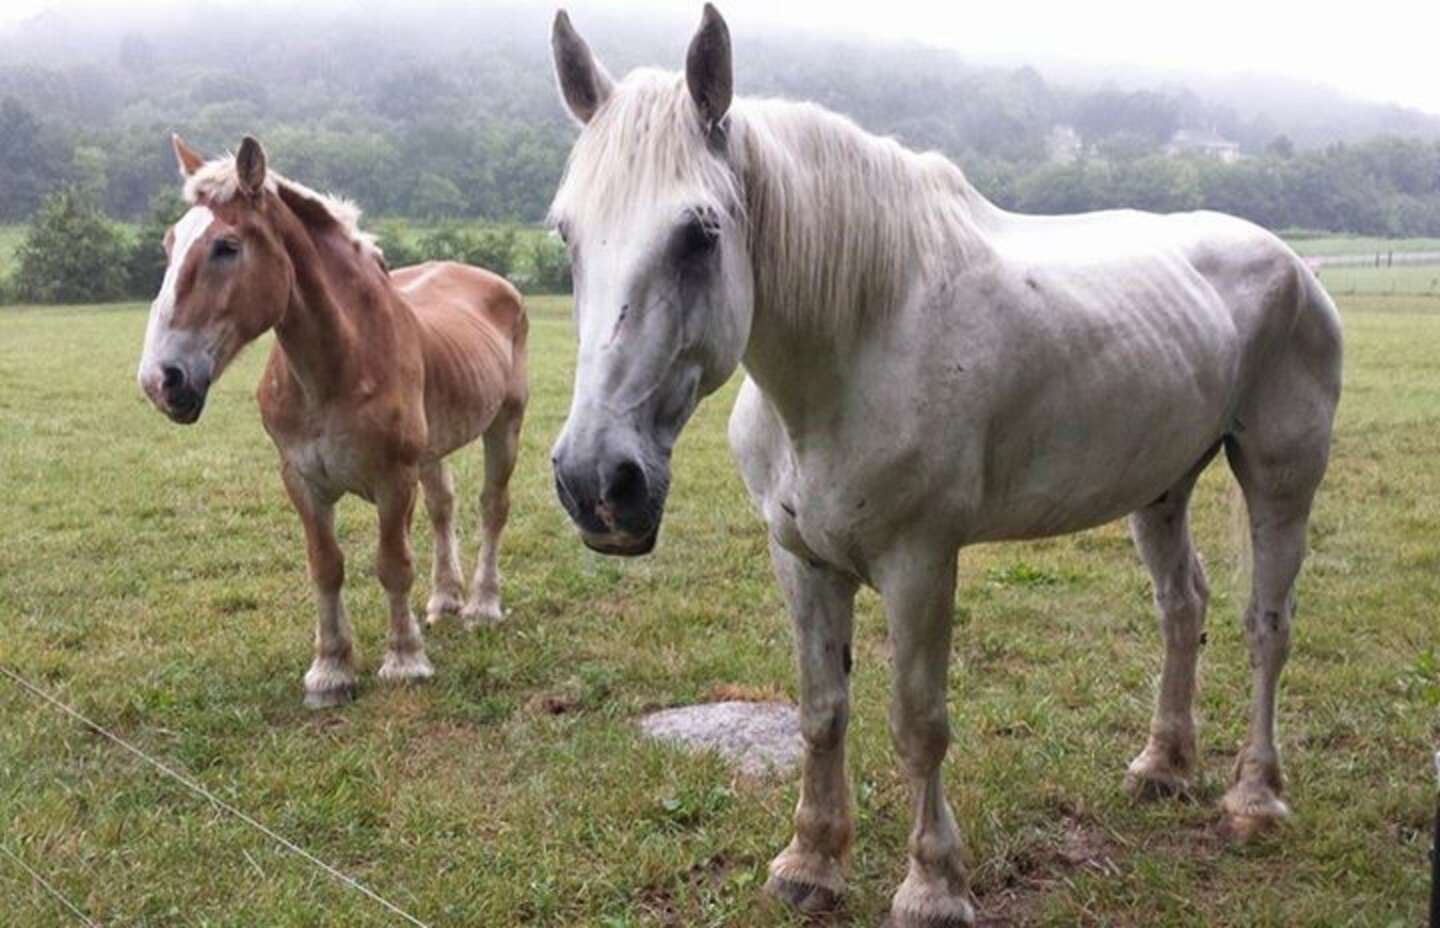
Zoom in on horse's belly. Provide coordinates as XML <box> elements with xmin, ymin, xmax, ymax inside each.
<box><xmin>966</xmin><ymin>383</ymin><xmax>1230</xmax><ymax>541</ymax></box>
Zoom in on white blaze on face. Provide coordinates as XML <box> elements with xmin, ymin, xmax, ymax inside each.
<box><xmin>137</xmin><ymin>205</ymin><xmax>214</xmax><ymax>399</ymax></box>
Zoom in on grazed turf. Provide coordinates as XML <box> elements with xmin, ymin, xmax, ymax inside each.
<box><xmin>1</xmin><ymin>295</ymin><xmax>1436</xmax><ymax>926</ymax></box>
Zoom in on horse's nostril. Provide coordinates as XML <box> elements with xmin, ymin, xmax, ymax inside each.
<box><xmin>604</xmin><ymin>459</ymin><xmax>647</xmax><ymax>507</ymax></box>
<box><xmin>161</xmin><ymin>365</ymin><xmax>185</xmax><ymax>392</ymax></box>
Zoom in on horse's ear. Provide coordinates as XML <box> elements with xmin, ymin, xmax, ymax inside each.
<box><xmin>235</xmin><ymin>135</ymin><xmax>267</xmax><ymax>196</ymax></box>
<box><xmin>552</xmin><ymin>10</ymin><xmax>614</xmax><ymax>125</ymax></box>
<box><xmin>172</xmin><ymin>134</ymin><xmax>205</xmax><ymax>177</ymax></box>
<box><xmin>686</xmin><ymin>3</ymin><xmax>732</xmax><ymax>135</ymax></box>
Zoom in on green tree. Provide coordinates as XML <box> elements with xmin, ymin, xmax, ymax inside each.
<box><xmin>411</xmin><ymin>173</ymin><xmax>465</xmax><ymax>220</ymax></box>
<box><xmin>15</xmin><ymin>188</ymin><xmax>131</xmax><ymax>303</ymax></box>
<box><xmin>0</xmin><ymin>97</ymin><xmax>68</xmax><ymax>220</ymax></box>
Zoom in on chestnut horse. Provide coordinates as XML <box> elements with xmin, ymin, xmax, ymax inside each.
<box><xmin>137</xmin><ymin>135</ymin><xmax>528</xmax><ymax>708</ymax></box>
<box><xmin>548</xmin><ymin>7</ymin><xmax>1341</xmax><ymax>925</ymax></box>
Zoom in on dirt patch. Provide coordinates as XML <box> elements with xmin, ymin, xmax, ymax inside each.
<box><xmin>526</xmin><ymin>689</ymin><xmax>584</xmax><ymax>715</ymax></box>
<box><xmin>974</xmin><ymin>814</ymin><xmax>1122</xmax><ymax>927</ymax></box>
<box><xmin>633</xmin><ymin>855</ymin><xmax>742</xmax><ymax>928</ymax></box>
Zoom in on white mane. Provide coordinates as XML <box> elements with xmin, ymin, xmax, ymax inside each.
<box><xmin>549</xmin><ymin>69</ymin><xmax>993</xmax><ymax>337</ymax></box>
<box><xmin>183</xmin><ymin>155</ymin><xmax>382</xmax><ymax>259</ymax></box>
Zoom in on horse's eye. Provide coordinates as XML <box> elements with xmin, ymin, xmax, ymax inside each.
<box><xmin>677</xmin><ymin>211</ymin><xmax>719</xmax><ymax>259</ymax></box>
<box><xmin>210</xmin><ymin>238</ymin><xmax>239</xmax><ymax>260</ymax></box>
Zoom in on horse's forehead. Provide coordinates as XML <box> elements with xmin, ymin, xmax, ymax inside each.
<box><xmin>171</xmin><ymin>206</ymin><xmax>216</xmax><ymax>260</ymax></box>
<box><xmin>163</xmin><ymin>205</ymin><xmax>215</xmax><ymax>304</ymax></box>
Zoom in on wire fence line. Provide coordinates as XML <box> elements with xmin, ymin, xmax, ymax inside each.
<box><xmin>0</xmin><ymin>842</ymin><xmax>101</xmax><ymax>927</ymax></box>
<box><xmin>0</xmin><ymin>663</ymin><xmax>431</xmax><ymax>928</ymax></box>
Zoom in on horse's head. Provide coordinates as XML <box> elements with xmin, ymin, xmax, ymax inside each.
<box><xmin>548</xmin><ymin>4</ymin><xmax>753</xmax><ymax>555</ymax></box>
<box><xmin>137</xmin><ymin>135</ymin><xmax>292</xmax><ymax>424</ymax></box>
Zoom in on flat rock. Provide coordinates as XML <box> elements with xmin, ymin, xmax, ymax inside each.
<box><xmin>638</xmin><ymin>701</ymin><xmax>802</xmax><ymax>777</ymax></box>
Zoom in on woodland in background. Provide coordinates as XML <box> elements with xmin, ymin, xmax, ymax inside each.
<box><xmin>4</xmin><ymin>3</ymin><xmax>1440</xmax><ymax>302</ymax></box>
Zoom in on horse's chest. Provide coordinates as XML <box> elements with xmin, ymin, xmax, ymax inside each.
<box><xmin>762</xmin><ymin>457</ymin><xmax>889</xmax><ymax>579</ymax></box>
<box><xmin>286</xmin><ymin>431</ymin><xmax>371</xmax><ymax>500</ymax></box>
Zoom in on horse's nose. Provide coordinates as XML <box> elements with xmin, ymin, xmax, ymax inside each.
<box><xmin>601</xmin><ymin>457</ymin><xmax>649</xmax><ymax>515</ymax></box>
<box><xmin>161</xmin><ymin>364</ymin><xmax>186</xmax><ymax>394</ymax></box>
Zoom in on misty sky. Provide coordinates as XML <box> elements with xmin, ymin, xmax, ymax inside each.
<box><xmin>6</xmin><ymin>0</ymin><xmax>1440</xmax><ymax>115</ymax></box>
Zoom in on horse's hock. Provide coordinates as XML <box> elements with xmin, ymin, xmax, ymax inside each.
<box><xmin>639</xmin><ymin>701</ymin><xmax>803</xmax><ymax>777</ymax></box>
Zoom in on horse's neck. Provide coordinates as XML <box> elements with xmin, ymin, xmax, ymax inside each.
<box><xmin>735</xmin><ymin>103</ymin><xmax>992</xmax><ymax>423</ymax></box>
<box><xmin>274</xmin><ymin>217</ymin><xmax>404</xmax><ymax>399</ymax></box>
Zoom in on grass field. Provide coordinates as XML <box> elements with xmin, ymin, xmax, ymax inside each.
<box><xmin>1</xmin><ymin>294</ymin><xmax>1437</xmax><ymax>926</ymax></box>
<box><xmin>1315</xmin><ymin>263</ymin><xmax>1440</xmax><ymax>297</ymax></box>
<box><xmin>1285</xmin><ymin>235</ymin><xmax>1440</xmax><ymax>258</ymax></box>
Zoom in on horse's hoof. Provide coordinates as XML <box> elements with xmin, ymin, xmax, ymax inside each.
<box><xmin>888</xmin><ymin>877</ymin><xmax>976</xmax><ymax>928</ymax></box>
<box><xmin>764</xmin><ymin>873</ymin><xmax>843</xmax><ymax>915</ymax></box>
<box><xmin>1124</xmin><ymin>760</ymin><xmax>1194</xmax><ymax>801</ymax></box>
<box><xmin>460</xmin><ymin>599</ymin><xmax>504</xmax><ymax>629</ymax></box>
<box><xmin>1221</xmin><ymin>785</ymin><xmax>1290</xmax><ymax>840</ymax></box>
<box><xmin>425</xmin><ymin>591</ymin><xmax>464</xmax><ymax>626</ymax></box>
<box><xmin>883</xmin><ymin>905</ymin><xmax>976</xmax><ymax>928</ymax></box>
<box><xmin>377</xmin><ymin>651</ymin><xmax>435</xmax><ymax>683</ymax></box>
<box><xmin>303</xmin><ymin>683</ymin><xmax>355</xmax><ymax>710</ymax></box>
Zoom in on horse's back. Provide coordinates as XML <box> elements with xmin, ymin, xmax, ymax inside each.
<box><xmin>919</xmin><ymin>208</ymin><xmax>1340</xmax><ymax>541</ymax></box>
<box><xmin>390</xmin><ymin>261</ymin><xmax>528</xmax><ymax>456</ymax></box>
<box><xmin>392</xmin><ymin>261</ymin><xmax>524</xmax><ymax>349</ymax></box>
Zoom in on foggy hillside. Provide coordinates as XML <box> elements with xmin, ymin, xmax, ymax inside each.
<box><xmin>3</xmin><ymin>2</ymin><xmax>1439</xmax><ymax>232</ymax></box>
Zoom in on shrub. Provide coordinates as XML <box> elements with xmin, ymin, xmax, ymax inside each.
<box><xmin>523</xmin><ymin>234</ymin><xmax>571</xmax><ymax>294</ymax></box>
<box><xmin>374</xmin><ymin>220</ymin><xmax>424</xmax><ymax>269</ymax></box>
<box><xmin>417</xmin><ymin>225</ymin><xmax>516</xmax><ymax>277</ymax></box>
<box><xmin>14</xmin><ymin>188</ymin><xmax>130</xmax><ymax>303</ymax></box>
<box><xmin>124</xmin><ymin>187</ymin><xmax>188</xmax><ymax>298</ymax></box>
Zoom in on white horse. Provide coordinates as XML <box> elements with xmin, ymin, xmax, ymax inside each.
<box><xmin>547</xmin><ymin>6</ymin><xmax>1342</xmax><ymax>925</ymax></box>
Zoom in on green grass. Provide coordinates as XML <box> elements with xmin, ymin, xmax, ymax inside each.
<box><xmin>1283</xmin><ymin>234</ymin><xmax>1440</xmax><ymax>257</ymax></box>
<box><xmin>1</xmin><ymin>295</ymin><xmax>1437</xmax><ymax>926</ymax></box>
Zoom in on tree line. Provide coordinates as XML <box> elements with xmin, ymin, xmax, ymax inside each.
<box><xmin>4</xmin><ymin>4</ymin><xmax>1440</xmax><ymax>302</ymax></box>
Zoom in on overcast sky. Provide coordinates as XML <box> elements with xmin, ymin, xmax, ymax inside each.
<box><xmin>6</xmin><ymin>0</ymin><xmax>1440</xmax><ymax>115</ymax></box>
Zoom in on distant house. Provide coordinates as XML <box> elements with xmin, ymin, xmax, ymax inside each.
<box><xmin>1167</xmin><ymin>128</ymin><xmax>1242</xmax><ymax>163</ymax></box>
<box><xmin>1046</xmin><ymin>124</ymin><xmax>1083</xmax><ymax>164</ymax></box>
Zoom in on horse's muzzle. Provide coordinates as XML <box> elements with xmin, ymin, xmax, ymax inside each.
<box><xmin>552</xmin><ymin>449</ymin><xmax>667</xmax><ymax>557</ymax></box>
<box><xmin>145</xmin><ymin>362</ymin><xmax>210</xmax><ymax>425</ymax></box>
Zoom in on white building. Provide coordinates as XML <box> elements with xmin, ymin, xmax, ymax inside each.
<box><xmin>1166</xmin><ymin>128</ymin><xmax>1242</xmax><ymax>163</ymax></box>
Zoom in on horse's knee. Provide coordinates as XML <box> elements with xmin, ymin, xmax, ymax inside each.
<box><xmin>309</xmin><ymin>547</ymin><xmax>344</xmax><ymax>593</ymax></box>
<box><xmin>800</xmin><ymin>693</ymin><xmax>848</xmax><ymax>752</ymax></box>
<box><xmin>1243</xmin><ymin>602</ymin><xmax>1292</xmax><ymax>663</ymax></box>
<box><xmin>377</xmin><ymin>547</ymin><xmax>415</xmax><ymax>592</ymax></box>
<box><xmin>481</xmin><ymin>486</ymin><xmax>510</xmax><ymax>526</ymax></box>
<box><xmin>889</xmin><ymin>697</ymin><xmax>950</xmax><ymax>773</ymax></box>
<box><xmin>1155</xmin><ymin>578</ymin><xmax>1206</xmax><ymax>648</ymax></box>
<box><xmin>427</xmin><ymin>483</ymin><xmax>455</xmax><ymax>516</ymax></box>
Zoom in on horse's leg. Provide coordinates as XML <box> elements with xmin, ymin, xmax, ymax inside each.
<box><xmin>375</xmin><ymin>469</ymin><xmax>433</xmax><ymax>682</ymax></box>
<box><xmin>879</xmin><ymin>548</ymin><xmax>974</xmax><ymax>928</ymax></box>
<box><xmin>420</xmin><ymin>460</ymin><xmax>465</xmax><ymax>626</ymax></box>
<box><xmin>1218</xmin><ymin>297</ymin><xmax>1336</xmax><ymax>834</ymax></box>
<box><xmin>1220</xmin><ymin>434</ymin><xmax>1326</xmax><ymax>836</ymax></box>
<box><xmin>281</xmin><ymin>465</ymin><xmax>355</xmax><ymax>709</ymax></box>
<box><xmin>763</xmin><ymin>539</ymin><xmax>858</xmax><ymax>915</ymax></box>
<box><xmin>462</xmin><ymin>405</ymin><xmax>521</xmax><ymax>628</ymax></box>
<box><xmin>1124</xmin><ymin>456</ymin><xmax>1216</xmax><ymax>798</ymax></box>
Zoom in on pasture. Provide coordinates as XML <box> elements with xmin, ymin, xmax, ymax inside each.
<box><xmin>1</xmin><ymin>294</ymin><xmax>1436</xmax><ymax>926</ymax></box>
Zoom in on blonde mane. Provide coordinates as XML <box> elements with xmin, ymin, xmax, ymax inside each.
<box><xmin>549</xmin><ymin>69</ymin><xmax>994</xmax><ymax>337</ymax></box>
<box><xmin>184</xmin><ymin>155</ymin><xmax>382</xmax><ymax>259</ymax></box>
